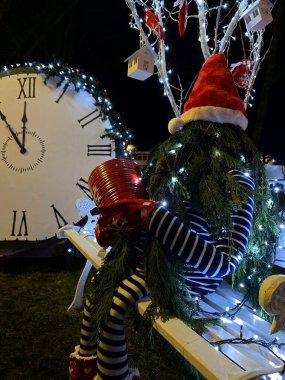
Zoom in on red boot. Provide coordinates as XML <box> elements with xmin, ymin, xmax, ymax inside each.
<box><xmin>69</xmin><ymin>346</ymin><xmax>97</xmax><ymax>380</ymax></box>
<box><xmin>128</xmin><ymin>368</ymin><xmax>140</xmax><ymax>379</ymax></box>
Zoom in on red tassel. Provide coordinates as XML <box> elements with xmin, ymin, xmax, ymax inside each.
<box><xmin>178</xmin><ymin>0</ymin><xmax>188</xmax><ymax>37</ymax></box>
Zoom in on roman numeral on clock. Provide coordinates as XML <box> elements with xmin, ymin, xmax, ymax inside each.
<box><xmin>78</xmin><ymin>108</ymin><xmax>101</xmax><ymax>128</ymax></box>
<box><xmin>11</xmin><ymin>210</ymin><xmax>28</xmax><ymax>237</ymax></box>
<box><xmin>17</xmin><ymin>77</ymin><xmax>36</xmax><ymax>99</ymax></box>
<box><xmin>51</xmin><ymin>204</ymin><xmax>68</xmax><ymax>229</ymax></box>
<box><xmin>76</xmin><ymin>177</ymin><xmax>92</xmax><ymax>199</ymax></box>
<box><xmin>87</xmin><ymin>144</ymin><xmax>112</xmax><ymax>156</ymax></box>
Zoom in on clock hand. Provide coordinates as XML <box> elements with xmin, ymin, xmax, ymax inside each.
<box><xmin>0</xmin><ymin>109</ymin><xmax>27</xmax><ymax>154</ymax></box>
<box><xmin>21</xmin><ymin>101</ymin><xmax>27</xmax><ymax>150</ymax></box>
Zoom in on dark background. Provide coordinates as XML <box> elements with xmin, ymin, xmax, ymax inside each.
<box><xmin>0</xmin><ymin>0</ymin><xmax>284</xmax><ymax>159</ymax></box>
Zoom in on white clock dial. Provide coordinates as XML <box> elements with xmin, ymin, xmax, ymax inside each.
<box><xmin>0</xmin><ymin>68</ymin><xmax>116</xmax><ymax>244</ymax></box>
<box><xmin>2</xmin><ymin>129</ymin><xmax>46</xmax><ymax>172</ymax></box>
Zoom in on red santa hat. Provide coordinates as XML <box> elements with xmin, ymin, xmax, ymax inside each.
<box><xmin>168</xmin><ymin>53</ymin><xmax>248</xmax><ymax>134</ymax></box>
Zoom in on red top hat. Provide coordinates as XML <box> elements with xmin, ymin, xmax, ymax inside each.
<box><xmin>168</xmin><ymin>53</ymin><xmax>248</xmax><ymax>134</ymax></box>
<box><xmin>88</xmin><ymin>158</ymin><xmax>147</xmax><ymax>207</ymax></box>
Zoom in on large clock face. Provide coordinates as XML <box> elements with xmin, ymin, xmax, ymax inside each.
<box><xmin>0</xmin><ymin>68</ymin><xmax>115</xmax><ymax>244</ymax></box>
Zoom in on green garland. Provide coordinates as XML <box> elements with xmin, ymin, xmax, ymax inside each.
<box><xmin>143</xmin><ymin>120</ymin><xmax>279</xmax><ymax>309</ymax></box>
<box><xmin>87</xmin><ymin>236</ymin><xmax>134</xmax><ymax>344</ymax></box>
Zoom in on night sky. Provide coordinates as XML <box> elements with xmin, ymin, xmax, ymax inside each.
<box><xmin>0</xmin><ymin>1</ymin><xmax>284</xmax><ymax>159</ymax></box>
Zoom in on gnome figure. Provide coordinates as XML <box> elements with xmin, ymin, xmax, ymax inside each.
<box><xmin>69</xmin><ymin>53</ymin><xmax>259</xmax><ymax>380</ymax></box>
<box><xmin>259</xmin><ymin>275</ymin><xmax>285</xmax><ymax>334</ymax></box>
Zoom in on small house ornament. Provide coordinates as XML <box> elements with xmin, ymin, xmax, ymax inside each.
<box><xmin>125</xmin><ymin>45</ymin><xmax>156</xmax><ymax>81</ymax></box>
<box><xmin>241</xmin><ymin>0</ymin><xmax>273</xmax><ymax>32</ymax></box>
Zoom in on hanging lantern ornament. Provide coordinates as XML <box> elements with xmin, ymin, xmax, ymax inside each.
<box><xmin>144</xmin><ymin>8</ymin><xmax>166</xmax><ymax>40</ymax></box>
<box><xmin>231</xmin><ymin>58</ymin><xmax>254</xmax><ymax>89</ymax></box>
<box><xmin>174</xmin><ymin>0</ymin><xmax>188</xmax><ymax>37</ymax></box>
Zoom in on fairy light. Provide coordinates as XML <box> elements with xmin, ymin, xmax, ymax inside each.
<box><xmin>220</xmin><ymin>317</ymin><xmax>232</xmax><ymax>324</ymax></box>
<box><xmin>268</xmin><ymin>374</ymin><xmax>283</xmax><ymax>380</ymax></box>
<box><xmin>234</xmin><ymin>317</ymin><xmax>243</xmax><ymax>326</ymax></box>
<box><xmin>274</xmin><ymin>185</ymin><xmax>281</xmax><ymax>193</ymax></box>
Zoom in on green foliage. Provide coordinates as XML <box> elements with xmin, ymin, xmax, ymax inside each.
<box><xmin>87</xmin><ymin>236</ymin><xmax>135</xmax><ymax>344</ymax></box>
<box><xmin>143</xmin><ymin>120</ymin><xmax>279</xmax><ymax>308</ymax></box>
<box><xmin>143</xmin><ymin>236</ymin><xmax>188</xmax><ymax>321</ymax></box>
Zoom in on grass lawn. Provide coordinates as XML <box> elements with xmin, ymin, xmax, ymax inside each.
<box><xmin>0</xmin><ymin>250</ymin><xmax>201</xmax><ymax>380</ymax></box>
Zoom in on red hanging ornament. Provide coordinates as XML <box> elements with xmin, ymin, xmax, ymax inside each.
<box><xmin>178</xmin><ymin>0</ymin><xmax>188</xmax><ymax>37</ymax></box>
<box><xmin>144</xmin><ymin>8</ymin><xmax>166</xmax><ymax>40</ymax></box>
<box><xmin>231</xmin><ymin>58</ymin><xmax>254</xmax><ymax>89</ymax></box>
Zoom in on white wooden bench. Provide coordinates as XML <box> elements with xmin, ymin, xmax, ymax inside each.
<box><xmin>61</xmin><ymin>227</ymin><xmax>285</xmax><ymax>380</ymax></box>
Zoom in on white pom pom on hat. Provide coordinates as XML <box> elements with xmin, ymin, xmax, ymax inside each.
<box><xmin>168</xmin><ymin>117</ymin><xmax>184</xmax><ymax>134</ymax></box>
<box><xmin>168</xmin><ymin>53</ymin><xmax>248</xmax><ymax>134</ymax></box>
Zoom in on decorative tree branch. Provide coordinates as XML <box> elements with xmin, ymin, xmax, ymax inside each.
<box><xmin>124</xmin><ymin>0</ymin><xmax>276</xmax><ymax>117</ymax></box>
<box><xmin>213</xmin><ymin>0</ymin><xmax>223</xmax><ymax>55</ymax></box>
<box><xmin>219</xmin><ymin>0</ymin><xmax>249</xmax><ymax>52</ymax></box>
<box><xmin>194</xmin><ymin>0</ymin><xmax>211</xmax><ymax>60</ymax></box>
<box><xmin>244</xmin><ymin>30</ymin><xmax>265</xmax><ymax>108</ymax></box>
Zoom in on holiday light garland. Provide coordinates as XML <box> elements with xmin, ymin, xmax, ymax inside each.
<box><xmin>1</xmin><ymin>60</ymin><xmax>134</xmax><ymax>158</ymax></box>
